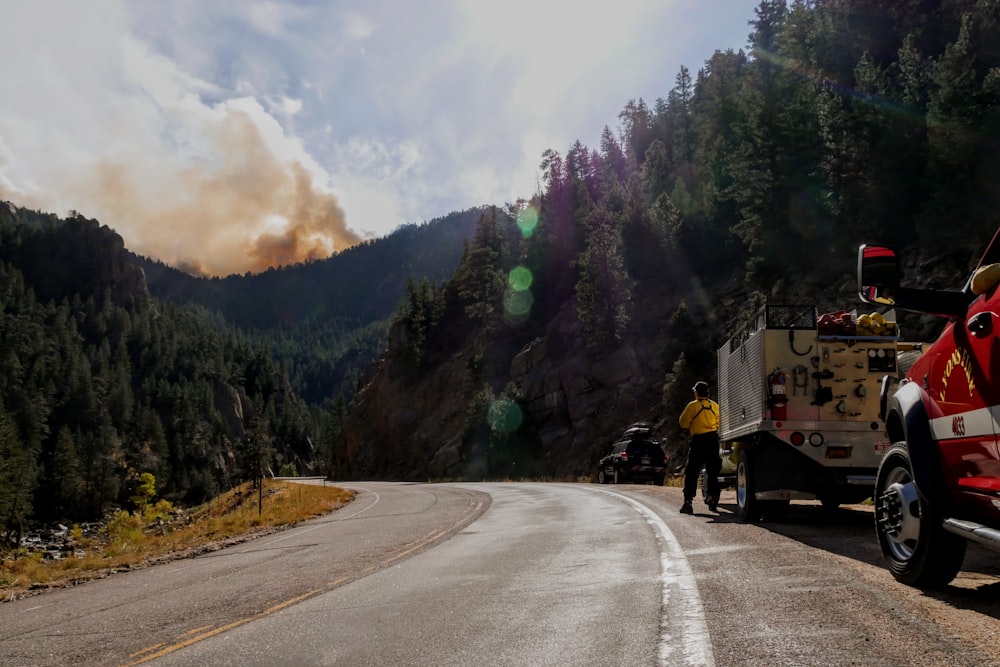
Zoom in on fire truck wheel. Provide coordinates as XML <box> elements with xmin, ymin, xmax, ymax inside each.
<box><xmin>874</xmin><ymin>442</ymin><xmax>966</xmax><ymax>587</ymax></box>
<box><xmin>735</xmin><ymin>449</ymin><xmax>762</xmax><ymax>523</ymax></box>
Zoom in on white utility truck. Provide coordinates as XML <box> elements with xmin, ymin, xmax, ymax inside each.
<box><xmin>716</xmin><ymin>304</ymin><xmax>913</xmax><ymax>521</ymax></box>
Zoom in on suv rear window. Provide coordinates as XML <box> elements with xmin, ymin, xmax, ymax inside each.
<box><xmin>626</xmin><ymin>442</ymin><xmax>664</xmax><ymax>461</ymax></box>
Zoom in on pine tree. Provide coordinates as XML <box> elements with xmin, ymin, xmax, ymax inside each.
<box><xmin>0</xmin><ymin>401</ymin><xmax>35</xmax><ymax>545</ymax></box>
<box><xmin>451</xmin><ymin>210</ymin><xmax>508</xmax><ymax>334</ymax></box>
<box><xmin>576</xmin><ymin>208</ymin><xmax>632</xmax><ymax>350</ymax></box>
<box><xmin>920</xmin><ymin>7</ymin><xmax>1000</xmax><ymax>242</ymax></box>
<box><xmin>48</xmin><ymin>426</ymin><xmax>83</xmax><ymax>518</ymax></box>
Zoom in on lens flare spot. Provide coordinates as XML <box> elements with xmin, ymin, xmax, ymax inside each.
<box><xmin>516</xmin><ymin>206</ymin><xmax>539</xmax><ymax>237</ymax></box>
<box><xmin>488</xmin><ymin>399</ymin><xmax>523</xmax><ymax>434</ymax></box>
<box><xmin>505</xmin><ymin>288</ymin><xmax>533</xmax><ymax>317</ymax></box>
<box><xmin>508</xmin><ymin>265</ymin><xmax>533</xmax><ymax>291</ymax></box>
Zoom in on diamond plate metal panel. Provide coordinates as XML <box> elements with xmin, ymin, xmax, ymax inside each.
<box><xmin>719</xmin><ymin>324</ymin><xmax>765</xmax><ymax>439</ymax></box>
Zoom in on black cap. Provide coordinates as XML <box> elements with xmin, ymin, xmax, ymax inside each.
<box><xmin>692</xmin><ymin>381</ymin><xmax>709</xmax><ymax>396</ymax></box>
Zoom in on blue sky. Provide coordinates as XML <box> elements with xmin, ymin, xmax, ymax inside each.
<box><xmin>0</xmin><ymin>1</ymin><xmax>757</xmax><ymax>276</ymax></box>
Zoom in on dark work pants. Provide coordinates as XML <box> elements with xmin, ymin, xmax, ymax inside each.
<box><xmin>683</xmin><ymin>431</ymin><xmax>721</xmax><ymax>503</ymax></box>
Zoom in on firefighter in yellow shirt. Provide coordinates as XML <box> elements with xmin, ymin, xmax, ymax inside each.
<box><xmin>678</xmin><ymin>381</ymin><xmax>721</xmax><ymax>514</ymax></box>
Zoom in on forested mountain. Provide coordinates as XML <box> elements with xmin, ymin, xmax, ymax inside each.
<box><xmin>133</xmin><ymin>208</ymin><xmax>484</xmax><ymax>404</ymax></box>
<box><xmin>0</xmin><ymin>205</ymin><xmax>321</xmax><ymax>532</ymax></box>
<box><xmin>340</xmin><ymin>0</ymin><xmax>999</xmax><ymax>481</ymax></box>
<box><xmin>0</xmin><ymin>204</ymin><xmax>483</xmax><ymax>539</ymax></box>
<box><xmin>3</xmin><ymin>0</ymin><xmax>999</xmax><ymax>538</ymax></box>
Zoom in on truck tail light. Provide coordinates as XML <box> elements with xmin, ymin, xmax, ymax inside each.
<box><xmin>825</xmin><ymin>446</ymin><xmax>851</xmax><ymax>459</ymax></box>
<box><xmin>790</xmin><ymin>432</ymin><xmax>805</xmax><ymax>447</ymax></box>
<box><xmin>620</xmin><ymin>452</ymin><xmax>628</xmax><ymax>461</ymax></box>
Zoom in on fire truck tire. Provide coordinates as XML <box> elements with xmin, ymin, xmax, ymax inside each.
<box><xmin>874</xmin><ymin>442</ymin><xmax>966</xmax><ymax>587</ymax></box>
<box><xmin>735</xmin><ymin>449</ymin><xmax>762</xmax><ymax>523</ymax></box>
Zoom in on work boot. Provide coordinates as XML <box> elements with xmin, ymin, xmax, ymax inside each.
<box><xmin>706</xmin><ymin>497</ymin><xmax>718</xmax><ymax>513</ymax></box>
<box><xmin>679</xmin><ymin>501</ymin><xmax>693</xmax><ymax>515</ymax></box>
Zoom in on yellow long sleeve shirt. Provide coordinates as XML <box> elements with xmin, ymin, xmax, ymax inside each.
<box><xmin>678</xmin><ymin>398</ymin><xmax>720</xmax><ymax>435</ymax></box>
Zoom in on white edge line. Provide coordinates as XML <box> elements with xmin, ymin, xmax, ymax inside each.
<box><xmin>597</xmin><ymin>489</ymin><xmax>715</xmax><ymax>667</ymax></box>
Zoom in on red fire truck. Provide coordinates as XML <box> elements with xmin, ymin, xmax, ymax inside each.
<box><xmin>859</xmin><ymin>227</ymin><xmax>1000</xmax><ymax>587</ymax></box>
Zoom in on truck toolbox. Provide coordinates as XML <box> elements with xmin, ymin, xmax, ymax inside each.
<box><xmin>717</xmin><ymin>304</ymin><xmax>905</xmax><ymax>521</ymax></box>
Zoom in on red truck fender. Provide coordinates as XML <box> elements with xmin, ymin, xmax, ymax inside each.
<box><xmin>883</xmin><ymin>380</ymin><xmax>952</xmax><ymax>509</ymax></box>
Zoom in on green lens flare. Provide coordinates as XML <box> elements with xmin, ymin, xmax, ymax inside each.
<box><xmin>516</xmin><ymin>207</ymin><xmax>538</xmax><ymax>237</ymax></box>
<box><xmin>505</xmin><ymin>289</ymin><xmax>533</xmax><ymax>316</ymax></box>
<box><xmin>488</xmin><ymin>399</ymin><xmax>523</xmax><ymax>433</ymax></box>
<box><xmin>508</xmin><ymin>266</ymin><xmax>533</xmax><ymax>291</ymax></box>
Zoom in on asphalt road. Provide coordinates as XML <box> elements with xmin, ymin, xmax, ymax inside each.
<box><xmin>2</xmin><ymin>482</ymin><xmax>999</xmax><ymax>666</ymax></box>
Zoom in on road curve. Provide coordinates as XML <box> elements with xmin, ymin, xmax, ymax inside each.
<box><xmin>0</xmin><ymin>482</ymin><xmax>487</xmax><ymax>667</ymax></box>
<box><xmin>149</xmin><ymin>482</ymin><xmax>693</xmax><ymax>667</ymax></box>
<box><xmin>2</xmin><ymin>482</ymin><xmax>1000</xmax><ymax>666</ymax></box>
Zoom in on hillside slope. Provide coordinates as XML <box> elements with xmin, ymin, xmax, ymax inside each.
<box><xmin>136</xmin><ymin>207</ymin><xmax>485</xmax><ymax>404</ymax></box>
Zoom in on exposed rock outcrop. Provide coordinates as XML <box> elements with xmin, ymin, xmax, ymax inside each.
<box><xmin>342</xmin><ymin>298</ymin><xmax>666</xmax><ymax>482</ymax></box>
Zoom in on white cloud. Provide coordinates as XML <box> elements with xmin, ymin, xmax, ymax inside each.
<box><xmin>266</xmin><ymin>96</ymin><xmax>304</xmax><ymax>117</ymax></box>
<box><xmin>343</xmin><ymin>12</ymin><xmax>375</xmax><ymax>40</ymax></box>
<box><xmin>244</xmin><ymin>0</ymin><xmax>309</xmax><ymax>38</ymax></box>
<box><xmin>0</xmin><ymin>0</ymin><xmax>756</xmax><ymax>274</ymax></box>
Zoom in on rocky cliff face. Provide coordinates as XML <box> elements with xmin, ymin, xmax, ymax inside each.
<box><xmin>340</xmin><ymin>296</ymin><xmax>668</xmax><ymax>482</ymax></box>
<box><xmin>507</xmin><ymin>300</ymin><xmax>664</xmax><ymax>477</ymax></box>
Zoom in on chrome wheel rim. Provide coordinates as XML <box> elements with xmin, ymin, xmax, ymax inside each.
<box><xmin>877</xmin><ymin>464</ymin><xmax>921</xmax><ymax>561</ymax></box>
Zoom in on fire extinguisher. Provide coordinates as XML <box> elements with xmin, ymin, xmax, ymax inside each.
<box><xmin>768</xmin><ymin>369</ymin><xmax>788</xmax><ymax>421</ymax></box>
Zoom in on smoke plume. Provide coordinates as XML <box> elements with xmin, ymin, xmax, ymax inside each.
<box><xmin>0</xmin><ymin>95</ymin><xmax>361</xmax><ymax>278</ymax></box>
<box><xmin>67</xmin><ymin>105</ymin><xmax>359</xmax><ymax>277</ymax></box>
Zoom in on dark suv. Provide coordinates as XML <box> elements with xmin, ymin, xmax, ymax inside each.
<box><xmin>597</xmin><ymin>426</ymin><xmax>667</xmax><ymax>485</ymax></box>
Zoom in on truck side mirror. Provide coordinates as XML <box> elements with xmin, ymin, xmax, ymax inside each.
<box><xmin>858</xmin><ymin>244</ymin><xmax>900</xmax><ymax>305</ymax></box>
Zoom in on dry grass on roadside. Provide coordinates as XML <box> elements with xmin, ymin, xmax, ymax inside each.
<box><xmin>1</xmin><ymin>480</ymin><xmax>354</xmax><ymax>601</ymax></box>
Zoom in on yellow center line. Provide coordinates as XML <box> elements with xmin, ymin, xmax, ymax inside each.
<box><xmin>176</xmin><ymin>624</ymin><xmax>215</xmax><ymax>639</ymax></box>
<box><xmin>127</xmin><ymin>643</ymin><xmax>165</xmax><ymax>658</ymax></box>
<box><xmin>120</xmin><ymin>495</ymin><xmax>485</xmax><ymax>666</ymax></box>
<box><xmin>120</xmin><ymin>590</ymin><xmax>321</xmax><ymax>667</ymax></box>
<box><xmin>360</xmin><ymin>529</ymin><xmax>448</xmax><ymax>575</ymax></box>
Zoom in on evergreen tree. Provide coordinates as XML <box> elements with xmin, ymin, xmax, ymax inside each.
<box><xmin>0</xmin><ymin>401</ymin><xmax>34</xmax><ymax>546</ymax></box>
<box><xmin>576</xmin><ymin>209</ymin><xmax>632</xmax><ymax>350</ymax></box>
<box><xmin>324</xmin><ymin>395</ymin><xmax>348</xmax><ymax>478</ymax></box>
<box><xmin>920</xmin><ymin>7</ymin><xmax>1000</xmax><ymax>242</ymax></box>
<box><xmin>47</xmin><ymin>426</ymin><xmax>83</xmax><ymax>519</ymax></box>
<box><xmin>618</xmin><ymin>99</ymin><xmax>655</xmax><ymax>166</ymax></box>
<box><xmin>450</xmin><ymin>210</ymin><xmax>508</xmax><ymax>334</ymax></box>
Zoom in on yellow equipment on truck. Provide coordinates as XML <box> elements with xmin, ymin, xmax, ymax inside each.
<box><xmin>716</xmin><ymin>304</ymin><xmax>911</xmax><ymax>522</ymax></box>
